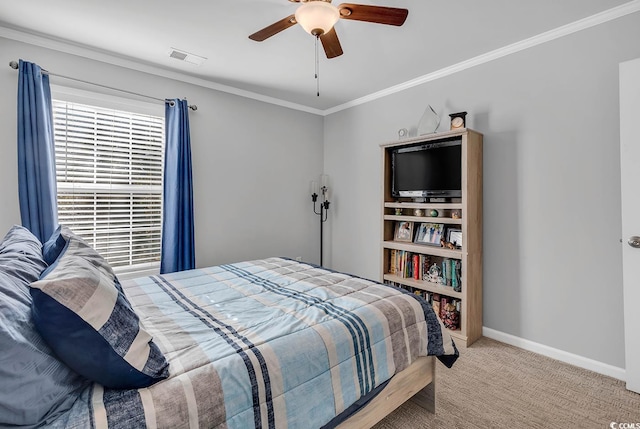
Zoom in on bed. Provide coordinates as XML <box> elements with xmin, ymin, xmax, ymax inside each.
<box><xmin>0</xmin><ymin>225</ymin><xmax>458</xmax><ymax>429</ymax></box>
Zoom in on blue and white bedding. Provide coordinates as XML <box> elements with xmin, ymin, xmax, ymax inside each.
<box><xmin>0</xmin><ymin>224</ymin><xmax>457</xmax><ymax>429</ymax></box>
<box><xmin>53</xmin><ymin>257</ymin><xmax>458</xmax><ymax>429</ymax></box>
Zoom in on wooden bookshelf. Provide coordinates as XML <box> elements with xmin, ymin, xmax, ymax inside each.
<box><xmin>380</xmin><ymin>129</ymin><xmax>483</xmax><ymax>347</ymax></box>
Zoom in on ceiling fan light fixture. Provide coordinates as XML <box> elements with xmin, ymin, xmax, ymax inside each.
<box><xmin>295</xmin><ymin>1</ymin><xmax>340</xmax><ymax>36</ymax></box>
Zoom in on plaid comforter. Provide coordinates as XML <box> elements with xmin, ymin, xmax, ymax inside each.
<box><xmin>54</xmin><ymin>258</ymin><xmax>458</xmax><ymax>429</ymax></box>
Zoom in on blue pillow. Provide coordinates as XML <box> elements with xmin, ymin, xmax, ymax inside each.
<box><xmin>0</xmin><ymin>225</ymin><xmax>88</xmax><ymax>427</ymax></box>
<box><xmin>30</xmin><ymin>231</ymin><xmax>170</xmax><ymax>389</ymax></box>
<box><xmin>0</xmin><ymin>225</ymin><xmax>48</xmax><ymax>295</ymax></box>
<box><xmin>42</xmin><ymin>225</ymin><xmax>66</xmax><ymax>266</ymax></box>
<box><xmin>0</xmin><ymin>224</ymin><xmax>43</xmax><ymax>255</ymax></box>
<box><xmin>0</xmin><ymin>225</ymin><xmax>46</xmax><ymax>304</ymax></box>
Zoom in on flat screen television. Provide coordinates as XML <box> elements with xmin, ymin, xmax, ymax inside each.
<box><xmin>391</xmin><ymin>138</ymin><xmax>462</xmax><ymax>198</ymax></box>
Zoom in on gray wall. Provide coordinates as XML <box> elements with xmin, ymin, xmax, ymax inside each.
<box><xmin>323</xmin><ymin>12</ymin><xmax>640</xmax><ymax>368</ymax></box>
<box><xmin>0</xmin><ymin>37</ymin><xmax>324</xmax><ymax>268</ymax></box>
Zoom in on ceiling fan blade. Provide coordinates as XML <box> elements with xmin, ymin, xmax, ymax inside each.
<box><xmin>249</xmin><ymin>14</ymin><xmax>297</xmax><ymax>41</ymax></box>
<box><xmin>338</xmin><ymin>3</ymin><xmax>408</xmax><ymax>26</ymax></box>
<box><xmin>320</xmin><ymin>28</ymin><xmax>343</xmax><ymax>59</ymax></box>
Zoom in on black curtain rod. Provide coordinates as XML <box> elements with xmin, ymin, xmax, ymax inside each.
<box><xmin>9</xmin><ymin>60</ymin><xmax>197</xmax><ymax>111</ymax></box>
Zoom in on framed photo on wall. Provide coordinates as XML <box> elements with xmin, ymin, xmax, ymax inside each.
<box><xmin>414</xmin><ymin>222</ymin><xmax>444</xmax><ymax>246</ymax></box>
<box><xmin>394</xmin><ymin>221</ymin><xmax>414</xmax><ymax>242</ymax></box>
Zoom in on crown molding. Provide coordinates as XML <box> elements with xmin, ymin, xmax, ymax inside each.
<box><xmin>0</xmin><ymin>26</ymin><xmax>324</xmax><ymax>116</ymax></box>
<box><xmin>2</xmin><ymin>0</ymin><xmax>639</xmax><ymax>117</ymax></box>
<box><xmin>323</xmin><ymin>0</ymin><xmax>640</xmax><ymax>116</ymax></box>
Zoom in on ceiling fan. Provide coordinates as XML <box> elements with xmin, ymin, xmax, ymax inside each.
<box><xmin>249</xmin><ymin>0</ymin><xmax>409</xmax><ymax>59</ymax></box>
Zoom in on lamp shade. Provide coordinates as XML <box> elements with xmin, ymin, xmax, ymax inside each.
<box><xmin>295</xmin><ymin>1</ymin><xmax>340</xmax><ymax>36</ymax></box>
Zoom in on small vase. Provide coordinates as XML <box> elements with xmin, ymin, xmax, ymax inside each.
<box><xmin>417</xmin><ymin>105</ymin><xmax>440</xmax><ymax>135</ymax></box>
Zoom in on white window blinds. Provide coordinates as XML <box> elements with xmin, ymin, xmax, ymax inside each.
<box><xmin>52</xmin><ymin>100</ymin><xmax>164</xmax><ymax>271</ymax></box>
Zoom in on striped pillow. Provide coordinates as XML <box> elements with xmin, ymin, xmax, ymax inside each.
<box><xmin>30</xmin><ymin>232</ymin><xmax>169</xmax><ymax>389</ymax></box>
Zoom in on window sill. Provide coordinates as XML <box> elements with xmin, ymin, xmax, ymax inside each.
<box><xmin>113</xmin><ymin>264</ymin><xmax>160</xmax><ymax>280</ymax></box>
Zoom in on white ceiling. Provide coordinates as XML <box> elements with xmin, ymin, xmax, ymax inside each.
<box><xmin>0</xmin><ymin>0</ymin><xmax>636</xmax><ymax>113</ymax></box>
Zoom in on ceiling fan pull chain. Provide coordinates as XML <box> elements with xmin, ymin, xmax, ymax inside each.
<box><xmin>315</xmin><ymin>35</ymin><xmax>320</xmax><ymax>97</ymax></box>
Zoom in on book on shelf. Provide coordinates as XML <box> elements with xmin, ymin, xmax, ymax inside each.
<box><xmin>421</xmin><ymin>254</ymin><xmax>430</xmax><ymax>280</ymax></box>
<box><xmin>389</xmin><ymin>249</ymin><xmax>396</xmax><ymax>274</ymax></box>
<box><xmin>432</xmin><ymin>293</ymin><xmax>441</xmax><ymax>317</ymax></box>
<box><xmin>451</xmin><ymin>260</ymin><xmax>462</xmax><ymax>292</ymax></box>
<box><xmin>442</xmin><ymin>260</ymin><xmax>452</xmax><ymax>286</ymax></box>
<box><xmin>450</xmin><ymin>259</ymin><xmax>458</xmax><ymax>289</ymax></box>
<box><xmin>389</xmin><ymin>250</ymin><xmax>436</xmax><ymax>281</ymax></box>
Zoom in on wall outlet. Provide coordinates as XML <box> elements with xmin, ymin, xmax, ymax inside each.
<box><xmin>295</xmin><ymin>256</ymin><xmax>302</xmax><ymax>262</ymax></box>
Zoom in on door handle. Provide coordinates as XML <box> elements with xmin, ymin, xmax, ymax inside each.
<box><xmin>629</xmin><ymin>236</ymin><xmax>640</xmax><ymax>248</ymax></box>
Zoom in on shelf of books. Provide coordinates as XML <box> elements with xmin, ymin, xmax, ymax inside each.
<box><xmin>382</xmin><ymin>246</ymin><xmax>465</xmax><ymax>336</ymax></box>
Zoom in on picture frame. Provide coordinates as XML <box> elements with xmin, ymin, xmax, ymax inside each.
<box><xmin>447</xmin><ymin>228</ymin><xmax>463</xmax><ymax>248</ymax></box>
<box><xmin>394</xmin><ymin>221</ymin><xmax>414</xmax><ymax>242</ymax></box>
<box><xmin>414</xmin><ymin>222</ymin><xmax>444</xmax><ymax>246</ymax></box>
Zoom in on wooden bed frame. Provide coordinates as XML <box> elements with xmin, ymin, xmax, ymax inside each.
<box><xmin>337</xmin><ymin>356</ymin><xmax>436</xmax><ymax>428</ymax></box>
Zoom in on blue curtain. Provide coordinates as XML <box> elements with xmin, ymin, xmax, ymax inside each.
<box><xmin>17</xmin><ymin>59</ymin><xmax>58</xmax><ymax>243</ymax></box>
<box><xmin>160</xmin><ymin>99</ymin><xmax>195</xmax><ymax>274</ymax></box>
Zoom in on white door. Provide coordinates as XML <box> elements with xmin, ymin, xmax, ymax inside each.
<box><xmin>620</xmin><ymin>57</ymin><xmax>640</xmax><ymax>394</ymax></box>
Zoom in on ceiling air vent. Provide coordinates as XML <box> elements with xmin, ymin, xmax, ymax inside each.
<box><xmin>168</xmin><ymin>48</ymin><xmax>207</xmax><ymax>66</ymax></box>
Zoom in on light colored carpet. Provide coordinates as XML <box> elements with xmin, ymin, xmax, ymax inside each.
<box><xmin>373</xmin><ymin>337</ymin><xmax>640</xmax><ymax>429</ymax></box>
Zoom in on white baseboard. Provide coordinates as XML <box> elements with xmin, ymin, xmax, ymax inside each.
<box><xmin>482</xmin><ymin>327</ymin><xmax>626</xmax><ymax>381</ymax></box>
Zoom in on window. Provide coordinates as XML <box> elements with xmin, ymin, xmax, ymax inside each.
<box><xmin>52</xmin><ymin>98</ymin><xmax>164</xmax><ymax>274</ymax></box>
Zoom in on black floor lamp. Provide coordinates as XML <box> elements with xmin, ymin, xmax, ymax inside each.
<box><xmin>310</xmin><ymin>175</ymin><xmax>330</xmax><ymax>266</ymax></box>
